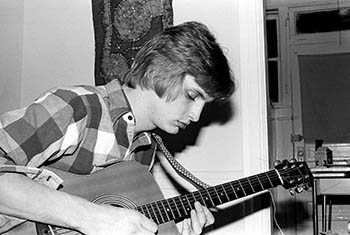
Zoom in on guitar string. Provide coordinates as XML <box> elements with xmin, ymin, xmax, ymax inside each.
<box><xmin>156</xmin><ymin>167</ymin><xmax>302</xmax><ymax>223</ymax></box>
<box><xmin>140</xmin><ymin>164</ymin><xmax>308</xmax><ymax>223</ymax></box>
<box><xmin>152</xmin><ymin>133</ymin><xmax>308</xmax><ymax>191</ymax></box>
<box><xmin>150</xmin><ymin>133</ymin><xmax>310</xmax><ymax>222</ymax></box>
<box><xmin>46</xmin><ymin>159</ymin><xmax>308</xmax><ymax>232</ymax></box>
<box><xmin>135</xmin><ymin>168</ymin><xmax>308</xmax><ymax>224</ymax></box>
<box><xmin>140</xmin><ymin>167</ymin><xmax>304</xmax><ymax>210</ymax></box>
<box><xmin>47</xmin><ymin>167</ymin><xmax>307</xmax><ymax>233</ymax></box>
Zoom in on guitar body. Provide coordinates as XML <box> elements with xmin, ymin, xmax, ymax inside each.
<box><xmin>3</xmin><ymin>161</ymin><xmax>178</xmax><ymax>235</ymax></box>
<box><xmin>3</xmin><ymin>159</ymin><xmax>312</xmax><ymax>235</ymax></box>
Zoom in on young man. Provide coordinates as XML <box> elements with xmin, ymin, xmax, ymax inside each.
<box><xmin>0</xmin><ymin>21</ymin><xmax>234</xmax><ymax>235</ymax></box>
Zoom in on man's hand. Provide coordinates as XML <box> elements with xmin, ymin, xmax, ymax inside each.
<box><xmin>79</xmin><ymin>205</ymin><xmax>158</xmax><ymax>235</ymax></box>
<box><xmin>180</xmin><ymin>202</ymin><xmax>215</xmax><ymax>235</ymax></box>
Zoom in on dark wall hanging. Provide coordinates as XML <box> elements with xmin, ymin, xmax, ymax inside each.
<box><xmin>92</xmin><ymin>0</ymin><xmax>173</xmax><ymax>85</ymax></box>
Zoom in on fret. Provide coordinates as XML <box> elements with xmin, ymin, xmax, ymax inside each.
<box><xmin>241</xmin><ymin>178</ymin><xmax>254</xmax><ymax>195</ymax></box>
<box><xmin>220</xmin><ymin>184</ymin><xmax>230</xmax><ymax>202</ymax></box>
<box><xmin>246</xmin><ymin>177</ymin><xmax>256</xmax><ymax>193</ymax></box>
<box><xmin>137</xmin><ymin>169</ymin><xmax>284</xmax><ymax>225</ymax></box>
<box><xmin>261</xmin><ymin>171</ymin><xmax>275</xmax><ymax>188</ymax></box>
<box><xmin>174</xmin><ymin>196</ymin><xmax>187</xmax><ymax>217</ymax></box>
<box><xmin>163</xmin><ymin>200</ymin><xmax>175</xmax><ymax>221</ymax></box>
<box><xmin>170</xmin><ymin>197</ymin><xmax>182</xmax><ymax>218</ymax></box>
<box><xmin>137</xmin><ymin>165</ymin><xmax>303</xmax><ymax>227</ymax></box>
<box><xmin>143</xmin><ymin>204</ymin><xmax>154</xmax><ymax>221</ymax></box>
<box><xmin>197</xmin><ymin>190</ymin><xmax>208</xmax><ymax>207</ymax></box>
<box><xmin>147</xmin><ymin>203</ymin><xmax>160</xmax><ymax>224</ymax></box>
<box><xmin>228</xmin><ymin>182</ymin><xmax>239</xmax><ymax>199</ymax></box>
<box><xmin>206</xmin><ymin>187</ymin><xmax>220</xmax><ymax>205</ymax></box>
<box><xmin>139</xmin><ymin>205</ymin><xmax>150</xmax><ymax>219</ymax></box>
<box><xmin>222</xmin><ymin>182</ymin><xmax>237</xmax><ymax>201</ymax></box>
<box><xmin>139</xmin><ymin>169</ymin><xmax>285</xmax><ymax>225</ymax></box>
<box><xmin>213</xmin><ymin>185</ymin><xmax>226</xmax><ymax>204</ymax></box>
<box><xmin>272</xmin><ymin>171</ymin><xmax>283</xmax><ymax>187</ymax></box>
<box><xmin>184</xmin><ymin>195</ymin><xmax>193</xmax><ymax>212</ymax></box>
<box><xmin>214</xmin><ymin>186</ymin><xmax>224</xmax><ymax>204</ymax></box>
<box><xmin>138</xmin><ymin>205</ymin><xmax>145</xmax><ymax>216</ymax></box>
<box><xmin>238</xmin><ymin>180</ymin><xmax>247</xmax><ymax>196</ymax></box>
<box><xmin>189</xmin><ymin>193</ymin><xmax>197</xmax><ymax>207</ymax></box>
<box><xmin>249</xmin><ymin>175</ymin><xmax>264</xmax><ymax>192</ymax></box>
<box><xmin>255</xmin><ymin>174</ymin><xmax>264</xmax><ymax>191</ymax></box>
<box><xmin>264</xmin><ymin>171</ymin><xmax>274</xmax><ymax>187</ymax></box>
<box><xmin>154</xmin><ymin>201</ymin><xmax>165</xmax><ymax>223</ymax></box>
<box><xmin>178</xmin><ymin>195</ymin><xmax>190</xmax><ymax>216</ymax></box>
<box><xmin>193</xmin><ymin>190</ymin><xmax>207</xmax><ymax>207</ymax></box>
<box><xmin>159</xmin><ymin>201</ymin><xmax>170</xmax><ymax>222</ymax></box>
<box><xmin>34</xmin><ymin>160</ymin><xmax>310</xmax><ymax>235</ymax></box>
<box><xmin>244</xmin><ymin>178</ymin><xmax>256</xmax><ymax>195</ymax></box>
<box><xmin>231</xmin><ymin>181</ymin><xmax>246</xmax><ymax>198</ymax></box>
<box><xmin>199</xmin><ymin>188</ymin><xmax>215</xmax><ymax>207</ymax></box>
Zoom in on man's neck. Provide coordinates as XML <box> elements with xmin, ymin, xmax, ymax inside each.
<box><xmin>122</xmin><ymin>85</ymin><xmax>156</xmax><ymax>134</ymax></box>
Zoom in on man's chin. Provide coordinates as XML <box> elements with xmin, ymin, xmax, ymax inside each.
<box><xmin>162</xmin><ymin>126</ymin><xmax>180</xmax><ymax>135</ymax></box>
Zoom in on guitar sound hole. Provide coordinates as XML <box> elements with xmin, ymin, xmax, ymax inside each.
<box><xmin>110</xmin><ymin>204</ymin><xmax>123</xmax><ymax>208</ymax></box>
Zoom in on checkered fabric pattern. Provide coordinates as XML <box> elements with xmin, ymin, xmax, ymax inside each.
<box><xmin>0</xmin><ymin>79</ymin><xmax>157</xmax><ymax>232</ymax></box>
<box><xmin>0</xmin><ymin>79</ymin><xmax>156</xmax><ymax>175</ymax></box>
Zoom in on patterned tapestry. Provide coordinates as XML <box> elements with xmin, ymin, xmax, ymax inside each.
<box><xmin>92</xmin><ymin>0</ymin><xmax>173</xmax><ymax>85</ymax></box>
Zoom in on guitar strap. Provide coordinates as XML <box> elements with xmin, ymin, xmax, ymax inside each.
<box><xmin>152</xmin><ymin>133</ymin><xmax>211</xmax><ymax>190</ymax></box>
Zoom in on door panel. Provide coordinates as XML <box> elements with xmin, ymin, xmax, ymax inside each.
<box><xmin>290</xmin><ymin>44</ymin><xmax>350</xmax><ymax>164</ymax></box>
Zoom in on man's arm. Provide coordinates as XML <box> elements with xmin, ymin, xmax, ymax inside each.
<box><xmin>0</xmin><ymin>172</ymin><xmax>157</xmax><ymax>235</ymax></box>
<box><xmin>0</xmin><ymin>86</ymin><xmax>157</xmax><ymax>234</ymax></box>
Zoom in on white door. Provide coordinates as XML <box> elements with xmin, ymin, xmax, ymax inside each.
<box><xmin>290</xmin><ymin>44</ymin><xmax>350</xmax><ymax>165</ymax></box>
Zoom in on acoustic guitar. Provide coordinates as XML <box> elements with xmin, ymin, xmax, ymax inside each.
<box><xmin>3</xmin><ymin>160</ymin><xmax>312</xmax><ymax>235</ymax></box>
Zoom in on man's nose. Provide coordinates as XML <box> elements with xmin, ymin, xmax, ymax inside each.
<box><xmin>189</xmin><ymin>101</ymin><xmax>205</xmax><ymax>122</ymax></box>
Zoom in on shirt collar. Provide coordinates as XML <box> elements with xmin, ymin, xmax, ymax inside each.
<box><xmin>105</xmin><ymin>80</ymin><xmax>153</xmax><ymax>154</ymax></box>
<box><xmin>104</xmin><ymin>79</ymin><xmax>131</xmax><ymax>124</ymax></box>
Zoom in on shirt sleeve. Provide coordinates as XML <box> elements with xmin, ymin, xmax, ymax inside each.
<box><xmin>0</xmin><ymin>87</ymin><xmax>88</xmax><ymax>168</ymax></box>
<box><xmin>0</xmin><ymin>87</ymin><xmax>93</xmax><ymax>233</ymax></box>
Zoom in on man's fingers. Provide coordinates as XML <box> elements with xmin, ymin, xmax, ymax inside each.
<box><xmin>203</xmin><ymin>206</ymin><xmax>215</xmax><ymax>225</ymax></box>
<box><xmin>190</xmin><ymin>209</ymin><xmax>202</xmax><ymax>235</ymax></box>
<box><xmin>194</xmin><ymin>202</ymin><xmax>206</xmax><ymax>226</ymax></box>
<box><xmin>140</xmin><ymin>216</ymin><xmax>158</xmax><ymax>233</ymax></box>
<box><xmin>181</xmin><ymin>218</ymin><xmax>191</xmax><ymax>235</ymax></box>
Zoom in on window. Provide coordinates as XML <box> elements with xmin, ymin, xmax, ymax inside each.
<box><xmin>296</xmin><ymin>8</ymin><xmax>350</xmax><ymax>34</ymax></box>
<box><xmin>266</xmin><ymin>13</ymin><xmax>280</xmax><ymax>104</ymax></box>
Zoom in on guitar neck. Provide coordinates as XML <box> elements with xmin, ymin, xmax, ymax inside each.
<box><xmin>136</xmin><ymin>169</ymin><xmax>282</xmax><ymax>225</ymax></box>
<box><xmin>7</xmin><ymin>161</ymin><xmax>310</xmax><ymax>235</ymax></box>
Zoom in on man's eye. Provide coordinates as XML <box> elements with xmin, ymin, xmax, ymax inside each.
<box><xmin>186</xmin><ymin>93</ymin><xmax>197</xmax><ymax>101</ymax></box>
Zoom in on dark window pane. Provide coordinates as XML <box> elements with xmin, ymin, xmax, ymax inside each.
<box><xmin>299</xmin><ymin>53</ymin><xmax>350</xmax><ymax>143</ymax></box>
<box><xmin>266</xmin><ymin>19</ymin><xmax>278</xmax><ymax>58</ymax></box>
<box><xmin>268</xmin><ymin>61</ymin><xmax>278</xmax><ymax>103</ymax></box>
<box><xmin>296</xmin><ymin>8</ymin><xmax>350</xmax><ymax>34</ymax></box>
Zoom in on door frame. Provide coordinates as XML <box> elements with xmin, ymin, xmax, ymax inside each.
<box><xmin>290</xmin><ymin>43</ymin><xmax>350</xmax><ymax>163</ymax></box>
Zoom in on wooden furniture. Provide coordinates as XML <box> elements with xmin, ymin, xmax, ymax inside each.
<box><xmin>311</xmin><ymin>167</ymin><xmax>350</xmax><ymax>235</ymax></box>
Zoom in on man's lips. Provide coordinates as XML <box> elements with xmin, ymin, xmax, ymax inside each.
<box><xmin>177</xmin><ymin>121</ymin><xmax>190</xmax><ymax>129</ymax></box>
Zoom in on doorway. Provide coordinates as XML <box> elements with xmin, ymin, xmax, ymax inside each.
<box><xmin>265</xmin><ymin>1</ymin><xmax>350</xmax><ymax>234</ymax></box>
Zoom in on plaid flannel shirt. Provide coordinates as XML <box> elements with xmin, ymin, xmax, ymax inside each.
<box><xmin>0</xmin><ymin>79</ymin><xmax>157</xmax><ymax>231</ymax></box>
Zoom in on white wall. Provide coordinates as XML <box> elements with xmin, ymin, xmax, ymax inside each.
<box><xmin>0</xmin><ymin>0</ymin><xmax>23</xmax><ymax>113</ymax></box>
<box><xmin>172</xmin><ymin>0</ymin><xmax>243</xmax><ymax>175</ymax></box>
<box><xmin>154</xmin><ymin>1</ymin><xmax>270</xmax><ymax>234</ymax></box>
<box><xmin>21</xmin><ymin>0</ymin><xmax>95</xmax><ymax>107</ymax></box>
<box><xmin>0</xmin><ymin>0</ymin><xmax>270</xmax><ymax>234</ymax></box>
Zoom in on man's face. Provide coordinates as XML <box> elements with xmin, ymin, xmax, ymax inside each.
<box><xmin>150</xmin><ymin>75</ymin><xmax>213</xmax><ymax>134</ymax></box>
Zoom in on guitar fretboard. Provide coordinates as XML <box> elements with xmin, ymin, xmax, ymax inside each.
<box><xmin>136</xmin><ymin>169</ymin><xmax>282</xmax><ymax>225</ymax></box>
<box><xmin>34</xmin><ymin>161</ymin><xmax>311</xmax><ymax>235</ymax></box>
